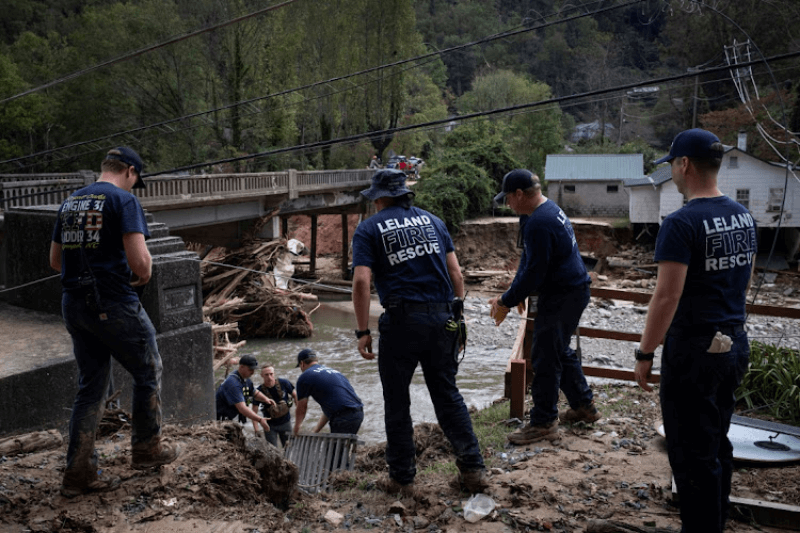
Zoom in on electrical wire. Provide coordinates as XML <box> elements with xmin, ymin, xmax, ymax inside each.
<box><xmin>0</xmin><ymin>0</ymin><xmax>646</xmax><ymax>170</ymax></box>
<box><xmin>0</xmin><ymin>0</ymin><xmax>300</xmax><ymax>106</ymax></box>
<box><xmin>138</xmin><ymin>50</ymin><xmax>800</xmax><ymax>177</ymax></box>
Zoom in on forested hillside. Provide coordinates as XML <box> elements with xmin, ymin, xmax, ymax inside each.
<box><xmin>1</xmin><ymin>0</ymin><xmax>798</xmax><ymax>175</ymax></box>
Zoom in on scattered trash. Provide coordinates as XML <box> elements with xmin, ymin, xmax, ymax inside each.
<box><xmin>463</xmin><ymin>493</ymin><xmax>495</xmax><ymax>523</ymax></box>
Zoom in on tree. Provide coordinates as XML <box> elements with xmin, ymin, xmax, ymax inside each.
<box><xmin>456</xmin><ymin>69</ymin><xmax>562</xmax><ymax>174</ymax></box>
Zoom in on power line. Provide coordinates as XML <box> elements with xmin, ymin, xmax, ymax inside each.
<box><xmin>0</xmin><ymin>0</ymin><xmax>645</xmax><ymax>170</ymax></box>
<box><xmin>0</xmin><ymin>0</ymin><xmax>300</xmax><ymax>106</ymax></box>
<box><xmin>141</xmin><ymin>50</ymin><xmax>800</xmax><ymax>177</ymax></box>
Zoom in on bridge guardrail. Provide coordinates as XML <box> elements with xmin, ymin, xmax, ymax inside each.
<box><xmin>0</xmin><ymin>169</ymin><xmax>375</xmax><ymax>209</ymax></box>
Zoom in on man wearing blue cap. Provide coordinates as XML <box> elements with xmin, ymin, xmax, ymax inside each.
<box><xmin>50</xmin><ymin>147</ymin><xmax>179</xmax><ymax>497</ymax></box>
<box><xmin>293</xmin><ymin>349</ymin><xmax>363</xmax><ymax>436</ymax></box>
<box><xmin>351</xmin><ymin>169</ymin><xmax>487</xmax><ymax>495</ymax></box>
<box><xmin>634</xmin><ymin>129</ymin><xmax>756</xmax><ymax>533</ymax></box>
<box><xmin>489</xmin><ymin>168</ymin><xmax>598</xmax><ymax>445</ymax></box>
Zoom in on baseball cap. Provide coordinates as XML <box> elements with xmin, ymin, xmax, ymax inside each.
<box><xmin>296</xmin><ymin>348</ymin><xmax>317</xmax><ymax>367</ymax></box>
<box><xmin>654</xmin><ymin>128</ymin><xmax>724</xmax><ymax>165</ymax></box>
<box><xmin>361</xmin><ymin>169</ymin><xmax>414</xmax><ymax>201</ymax></box>
<box><xmin>105</xmin><ymin>147</ymin><xmax>146</xmax><ymax>189</ymax></box>
<box><xmin>494</xmin><ymin>169</ymin><xmax>536</xmax><ymax>205</ymax></box>
<box><xmin>238</xmin><ymin>354</ymin><xmax>259</xmax><ymax>370</ymax></box>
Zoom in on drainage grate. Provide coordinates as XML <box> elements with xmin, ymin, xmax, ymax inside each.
<box><xmin>285</xmin><ymin>432</ymin><xmax>361</xmax><ymax>493</ymax></box>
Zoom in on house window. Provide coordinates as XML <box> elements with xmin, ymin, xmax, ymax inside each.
<box><xmin>768</xmin><ymin>188</ymin><xmax>784</xmax><ymax>212</ymax></box>
<box><xmin>729</xmin><ymin>156</ymin><xmax>738</xmax><ymax>169</ymax></box>
<box><xmin>564</xmin><ymin>185</ymin><xmax>576</xmax><ymax>193</ymax></box>
<box><xmin>736</xmin><ymin>189</ymin><xmax>750</xmax><ymax>210</ymax></box>
<box><xmin>607</xmin><ymin>185</ymin><xmax>619</xmax><ymax>193</ymax></box>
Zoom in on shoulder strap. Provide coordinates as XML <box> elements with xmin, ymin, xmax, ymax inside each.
<box><xmin>273</xmin><ymin>379</ymin><xmax>284</xmax><ymax>401</ymax></box>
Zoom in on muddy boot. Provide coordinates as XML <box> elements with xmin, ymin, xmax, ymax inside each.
<box><xmin>376</xmin><ymin>475</ymin><xmax>416</xmax><ymax>498</ymax></box>
<box><xmin>131</xmin><ymin>441</ymin><xmax>180</xmax><ymax>470</ymax></box>
<box><xmin>60</xmin><ymin>475</ymin><xmax>121</xmax><ymax>498</ymax></box>
<box><xmin>507</xmin><ymin>419</ymin><xmax>559</xmax><ymax>445</ymax></box>
<box><xmin>560</xmin><ymin>400</ymin><xmax>601</xmax><ymax>424</ymax></box>
<box><xmin>459</xmin><ymin>468</ymin><xmax>489</xmax><ymax>493</ymax></box>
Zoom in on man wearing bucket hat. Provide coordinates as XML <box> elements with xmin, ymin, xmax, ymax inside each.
<box><xmin>351</xmin><ymin>169</ymin><xmax>487</xmax><ymax>495</ymax></box>
<box><xmin>489</xmin><ymin>168</ymin><xmax>598</xmax><ymax>446</ymax></box>
<box><xmin>634</xmin><ymin>129</ymin><xmax>756</xmax><ymax>533</ymax></box>
<box><xmin>293</xmin><ymin>349</ymin><xmax>363</xmax><ymax>436</ymax></box>
<box><xmin>50</xmin><ymin>147</ymin><xmax>178</xmax><ymax>497</ymax></box>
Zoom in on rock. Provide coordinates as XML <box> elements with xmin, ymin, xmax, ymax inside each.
<box><xmin>412</xmin><ymin>515</ymin><xmax>430</xmax><ymax>529</ymax></box>
<box><xmin>389</xmin><ymin>501</ymin><xmax>407</xmax><ymax>514</ymax></box>
<box><xmin>324</xmin><ymin>510</ymin><xmax>344</xmax><ymax>527</ymax></box>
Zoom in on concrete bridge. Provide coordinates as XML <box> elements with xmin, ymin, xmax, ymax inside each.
<box><xmin>0</xmin><ymin>168</ymin><xmax>374</xmax><ymax>248</ymax></box>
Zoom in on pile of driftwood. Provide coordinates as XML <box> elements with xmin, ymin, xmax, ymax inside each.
<box><xmin>199</xmin><ymin>238</ymin><xmax>317</xmax><ymax>362</ymax></box>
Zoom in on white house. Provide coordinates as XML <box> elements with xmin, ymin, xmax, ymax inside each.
<box><xmin>545</xmin><ymin>154</ymin><xmax>644</xmax><ymax>217</ymax></box>
<box><xmin>625</xmin><ymin>147</ymin><xmax>800</xmax><ymax>255</ymax></box>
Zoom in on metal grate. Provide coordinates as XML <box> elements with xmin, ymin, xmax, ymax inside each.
<box><xmin>284</xmin><ymin>432</ymin><xmax>361</xmax><ymax>493</ymax></box>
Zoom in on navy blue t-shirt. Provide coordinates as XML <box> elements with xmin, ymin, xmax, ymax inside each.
<box><xmin>655</xmin><ymin>196</ymin><xmax>757</xmax><ymax>328</ymax></box>
<box><xmin>502</xmin><ymin>199</ymin><xmax>590</xmax><ymax>306</ymax></box>
<box><xmin>215</xmin><ymin>371</ymin><xmax>255</xmax><ymax>421</ymax></box>
<box><xmin>352</xmin><ymin>204</ymin><xmax>455</xmax><ymax>304</ymax></box>
<box><xmin>52</xmin><ymin>181</ymin><xmax>150</xmax><ymax>302</ymax></box>
<box><xmin>296</xmin><ymin>364</ymin><xmax>362</xmax><ymax>420</ymax></box>
<box><xmin>255</xmin><ymin>377</ymin><xmax>295</xmax><ymax>426</ymax></box>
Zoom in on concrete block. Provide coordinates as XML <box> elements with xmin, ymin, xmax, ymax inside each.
<box><xmin>139</xmin><ymin>251</ymin><xmax>203</xmax><ymax>333</ymax></box>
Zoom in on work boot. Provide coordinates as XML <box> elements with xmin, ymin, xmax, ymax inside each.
<box><xmin>131</xmin><ymin>442</ymin><xmax>180</xmax><ymax>470</ymax></box>
<box><xmin>507</xmin><ymin>420</ymin><xmax>559</xmax><ymax>445</ymax></box>
<box><xmin>459</xmin><ymin>468</ymin><xmax>489</xmax><ymax>493</ymax></box>
<box><xmin>376</xmin><ymin>475</ymin><xmax>416</xmax><ymax>498</ymax></box>
<box><xmin>560</xmin><ymin>401</ymin><xmax>601</xmax><ymax>424</ymax></box>
<box><xmin>60</xmin><ymin>476</ymin><xmax>121</xmax><ymax>498</ymax></box>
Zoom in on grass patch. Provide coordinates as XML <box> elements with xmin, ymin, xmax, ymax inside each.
<box><xmin>471</xmin><ymin>400</ymin><xmax>513</xmax><ymax>460</ymax></box>
<box><xmin>420</xmin><ymin>461</ymin><xmax>459</xmax><ymax>476</ymax></box>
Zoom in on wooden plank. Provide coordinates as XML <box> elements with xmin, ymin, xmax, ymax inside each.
<box><xmin>582</xmin><ymin>365</ymin><xmax>660</xmax><ymax>384</ymax></box>
<box><xmin>730</xmin><ymin>496</ymin><xmax>800</xmax><ymax>530</ymax></box>
<box><xmin>578</xmin><ymin>326</ymin><xmax>643</xmax><ymax>343</ymax></box>
<box><xmin>509</xmin><ymin>360</ymin><xmax>526</xmax><ymax>420</ymax></box>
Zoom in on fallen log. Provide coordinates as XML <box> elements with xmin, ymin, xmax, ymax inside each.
<box><xmin>0</xmin><ymin>429</ymin><xmax>63</xmax><ymax>455</ymax></box>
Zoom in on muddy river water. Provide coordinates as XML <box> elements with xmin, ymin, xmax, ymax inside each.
<box><xmin>216</xmin><ymin>297</ymin><xmax>509</xmax><ymax>445</ymax></box>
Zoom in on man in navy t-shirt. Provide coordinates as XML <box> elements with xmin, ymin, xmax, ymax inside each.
<box><xmin>293</xmin><ymin>349</ymin><xmax>363</xmax><ymax>435</ymax></box>
<box><xmin>635</xmin><ymin>129</ymin><xmax>756</xmax><ymax>533</ymax></box>
<box><xmin>351</xmin><ymin>169</ymin><xmax>486</xmax><ymax>495</ymax></box>
<box><xmin>50</xmin><ymin>147</ymin><xmax>179</xmax><ymax>497</ymax></box>
<box><xmin>489</xmin><ymin>169</ymin><xmax>598</xmax><ymax>445</ymax></box>
<box><xmin>215</xmin><ymin>354</ymin><xmax>272</xmax><ymax>433</ymax></box>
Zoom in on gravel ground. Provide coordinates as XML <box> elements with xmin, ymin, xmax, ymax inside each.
<box><xmin>462</xmin><ymin>292</ymin><xmax>800</xmax><ymax>373</ymax></box>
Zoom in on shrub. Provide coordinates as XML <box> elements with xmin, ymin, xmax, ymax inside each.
<box><xmin>736</xmin><ymin>341</ymin><xmax>800</xmax><ymax>424</ymax></box>
<box><xmin>413</xmin><ymin>161</ymin><xmax>494</xmax><ymax>230</ymax></box>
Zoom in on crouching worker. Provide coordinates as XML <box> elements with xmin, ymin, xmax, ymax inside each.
<box><xmin>216</xmin><ymin>354</ymin><xmax>272</xmax><ymax>434</ymax></box>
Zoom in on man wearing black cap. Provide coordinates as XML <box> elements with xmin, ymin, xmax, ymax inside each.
<box><xmin>293</xmin><ymin>349</ymin><xmax>363</xmax><ymax>435</ymax></box>
<box><xmin>351</xmin><ymin>169</ymin><xmax>487</xmax><ymax>494</ymax></box>
<box><xmin>489</xmin><ymin>168</ymin><xmax>598</xmax><ymax>445</ymax></box>
<box><xmin>634</xmin><ymin>129</ymin><xmax>756</xmax><ymax>533</ymax></box>
<box><xmin>50</xmin><ymin>147</ymin><xmax>178</xmax><ymax>497</ymax></box>
<box><xmin>215</xmin><ymin>354</ymin><xmax>273</xmax><ymax>433</ymax></box>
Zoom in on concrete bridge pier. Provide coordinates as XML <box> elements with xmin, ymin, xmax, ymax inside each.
<box><xmin>0</xmin><ymin>206</ymin><xmax>213</xmax><ymax>437</ymax></box>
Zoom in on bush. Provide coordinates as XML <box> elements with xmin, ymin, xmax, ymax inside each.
<box><xmin>736</xmin><ymin>341</ymin><xmax>800</xmax><ymax>424</ymax></box>
<box><xmin>413</xmin><ymin>161</ymin><xmax>494</xmax><ymax>230</ymax></box>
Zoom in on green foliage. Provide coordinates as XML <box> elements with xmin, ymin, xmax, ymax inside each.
<box><xmin>737</xmin><ymin>342</ymin><xmax>800</xmax><ymax>424</ymax></box>
<box><xmin>456</xmin><ymin>69</ymin><xmax>563</xmax><ymax>174</ymax></box>
<box><xmin>413</xmin><ymin>166</ymin><xmax>476</xmax><ymax>231</ymax></box>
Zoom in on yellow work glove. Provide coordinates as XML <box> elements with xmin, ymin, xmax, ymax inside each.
<box><xmin>489</xmin><ymin>297</ymin><xmax>511</xmax><ymax>326</ymax></box>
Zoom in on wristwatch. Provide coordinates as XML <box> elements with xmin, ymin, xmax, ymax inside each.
<box><xmin>635</xmin><ymin>348</ymin><xmax>655</xmax><ymax>361</ymax></box>
<box><xmin>355</xmin><ymin>329</ymin><xmax>371</xmax><ymax>339</ymax></box>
